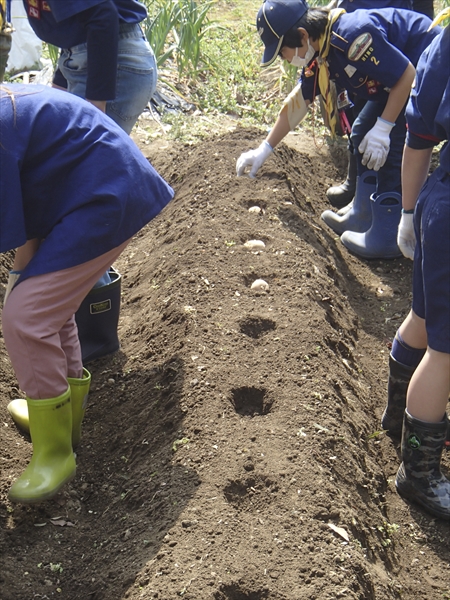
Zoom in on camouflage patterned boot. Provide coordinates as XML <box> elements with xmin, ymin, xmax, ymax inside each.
<box><xmin>396</xmin><ymin>410</ymin><xmax>450</xmax><ymax>521</ymax></box>
<box><xmin>381</xmin><ymin>354</ymin><xmax>415</xmax><ymax>439</ymax></box>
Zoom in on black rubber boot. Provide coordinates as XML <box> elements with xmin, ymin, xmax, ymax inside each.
<box><xmin>396</xmin><ymin>411</ymin><xmax>450</xmax><ymax>521</ymax></box>
<box><xmin>381</xmin><ymin>354</ymin><xmax>415</xmax><ymax>439</ymax></box>
<box><xmin>326</xmin><ymin>151</ymin><xmax>357</xmax><ymax>208</ymax></box>
<box><xmin>75</xmin><ymin>268</ymin><xmax>121</xmax><ymax>364</ymax></box>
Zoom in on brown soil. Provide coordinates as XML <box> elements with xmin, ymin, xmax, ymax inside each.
<box><xmin>0</xmin><ymin>125</ymin><xmax>449</xmax><ymax>600</ymax></box>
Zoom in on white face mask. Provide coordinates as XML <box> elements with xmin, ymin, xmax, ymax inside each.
<box><xmin>290</xmin><ymin>39</ymin><xmax>315</xmax><ymax>68</ymax></box>
<box><xmin>304</xmin><ymin>39</ymin><xmax>316</xmax><ymax>64</ymax></box>
<box><xmin>290</xmin><ymin>48</ymin><xmax>306</xmax><ymax>68</ymax></box>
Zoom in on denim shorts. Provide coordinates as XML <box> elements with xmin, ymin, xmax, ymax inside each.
<box><xmin>58</xmin><ymin>24</ymin><xmax>157</xmax><ymax>134</ymax></box>
<box><xmin>412</xmin><ymin>167</ymin><xmax>450</xmax><ymax>354</ymax></box>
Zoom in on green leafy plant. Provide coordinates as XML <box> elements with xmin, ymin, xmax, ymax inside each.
<box><xmin>46</xmin><ymin>43</ymin><xmax>59</xmax><ymax>70</ymax></box>
<box><xmin>172</xmin><ymin>437</ymin><xmax>190</xmax><ymax>452</ymax></box>
<box><xmin>377</xmin><ymin>521</ymin><xmax>400</xmax><ymax>547</ymax></box>
<box><xmin>143</xmin><ymin>0</ymin><xmax>224</xmax><ymax>80</ymax></box>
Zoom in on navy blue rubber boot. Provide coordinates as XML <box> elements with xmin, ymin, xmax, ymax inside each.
<box><xmin>75</xmin><ymin>267</ymin><xmax>122</xmax><ymax>364</ymax></box>
<box><xmin>321</xmin><ymin>170</ymin><xmax>377</xmax><ymax>235</ymax></box>
<box><xmin>340</xmin><ymin>191</ymin><xmax>402</xmax><ymax>259</ymax></box>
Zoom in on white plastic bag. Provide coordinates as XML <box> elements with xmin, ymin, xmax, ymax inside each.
<box><xmin>6</xmin><ymin>0</ymin><xmax>41</xmax><ymax>73</ymax></box>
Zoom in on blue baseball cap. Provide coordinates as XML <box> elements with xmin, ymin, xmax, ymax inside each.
<box><xmin>256</xmin><ymin>0</ymin><xmax>309</xmax><ymax>67</ymax></box>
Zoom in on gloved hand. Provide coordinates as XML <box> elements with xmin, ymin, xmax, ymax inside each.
<box><xmin>358</xmin><ymin>117</ymin><xmax>395</xmax><ymax>171</ymax></box>
<box><xmin>397</xmin><ymin>212</ymin><xmax>415</xmax><ymax>260</ymax></box>
<box><xmin>4</xmin><ymin>270</ymin><xmax>22</xmax><ymax>305</ymax></box>
<box><xmin>236</xmin><ymin>140</ymin><xmax>273</xmax><ymax>178</ymax></box>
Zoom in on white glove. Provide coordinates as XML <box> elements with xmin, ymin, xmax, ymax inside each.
<box><xmin>397</xmin><ymin>212</ymin><xmax>415</xmax><ymax>260</ymax></box>
<box><xmin>236</xmin><ymin>140</ymin><xmax>273</xmax><ymax>178</ymax></box>
<box><xmin>4</xmin><ymin>270</ymin><xmax>22</xmax><ymax>305</ymax></box>
<box><xmin>358</xmin><ymin>117</ymin><xmax>395</xmax><ymax>171</ymax></box>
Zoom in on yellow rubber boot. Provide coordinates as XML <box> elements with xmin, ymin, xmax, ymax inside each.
<box><xmin>7</xmin><ymin>368</ymin><xmax>91</xmax><ymax>447</ymax></box>
<box><xmin>68</xmin><ymin>368</ymin><xmax>91</xmax><ymax>447</ymax></box>
<box><xmin>8</xmin><ymin>388</ymin><xmax>76</xmax><ymax>504</ymax></box>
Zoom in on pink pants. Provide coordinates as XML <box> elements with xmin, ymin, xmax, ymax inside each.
<box><xmin>2</xmin><ymin>241</ymin><xmax>129</xmax><ymax>399</ymax></box>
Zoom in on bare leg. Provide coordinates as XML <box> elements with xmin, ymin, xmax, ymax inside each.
<box><xmin>398</xmin><ymin>309</ymin><xmax>428</xmax><ymax>349</ymax></box>
<box><xmin>399</xmin><ymin>310</ymin><xmax>449</xmax><ymax>422</ymax></box>
<box><xmin>407</xmin><ymin>348</ymin><xmax>450</xmax><ymax>422</ymax></box>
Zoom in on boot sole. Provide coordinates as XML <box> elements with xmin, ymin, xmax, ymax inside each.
<box><xmin>341</xmin><ymin>245</ymin><xmax>403</xmax><ymax>260</ymax></box>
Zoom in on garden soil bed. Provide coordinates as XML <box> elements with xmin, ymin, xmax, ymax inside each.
<box><xmin>1</xmin><ymin>125</ymin><xmax>449</xmax><ymax>600</ymax></box>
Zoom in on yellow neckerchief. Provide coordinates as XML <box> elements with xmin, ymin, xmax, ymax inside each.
<box><xmin>429</xmin><ymin>7</ymin><xmax>450</xmax><ymax>30</ymax></box>
<box><xmin>316</xmin><ymin>8</ymin><xmax>345</xmax><ymax>138</ymax></box>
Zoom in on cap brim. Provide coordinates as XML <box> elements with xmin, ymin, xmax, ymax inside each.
<box><xmin>261</xmin><ymin>34</ymin><xmax>284</xmax><ymax>67</ymax></box>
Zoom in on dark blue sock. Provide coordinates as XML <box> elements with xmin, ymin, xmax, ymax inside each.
<box><xmin>391</xmin><ymin>331</ymin><xmax>426</xmax><ymax>368</ymax></box>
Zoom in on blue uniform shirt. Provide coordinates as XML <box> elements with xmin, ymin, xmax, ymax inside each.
<box><xmin>338</xmin><ymin>0</ymin><xmax>413</xmax><ymax>10</ymax></box>
<box><xmin>406</xmin><ymin>26</ymin><xmax>450</xmax><ymax>173</ymax></box>
<box><xmin>0</xmin><ymin>85</ymin><xmax>174</xmax><ymax>282</ymax></box>
<box><xmin>301</xmin><ymin>9</ymin><xmax>439</xmax><ymax>103</ymax></box>
<box><xmin>407</xmin><ymin>26</ymin><xmax>449</xmax><ymax>353</ymax></box>
<box><xmin>23</xmin><ymin>0</ymin><xmax>147</xmax><ymax>48</ymax></box>
<box><xmin>23</xmin><ymin>0</ymin><xmax>149</xmax><ymax>100</ymax></box>
<box><xmin>49</xmin><ymin>0</ymin><xmax>147</xmax><ymax>22</ymax></box>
